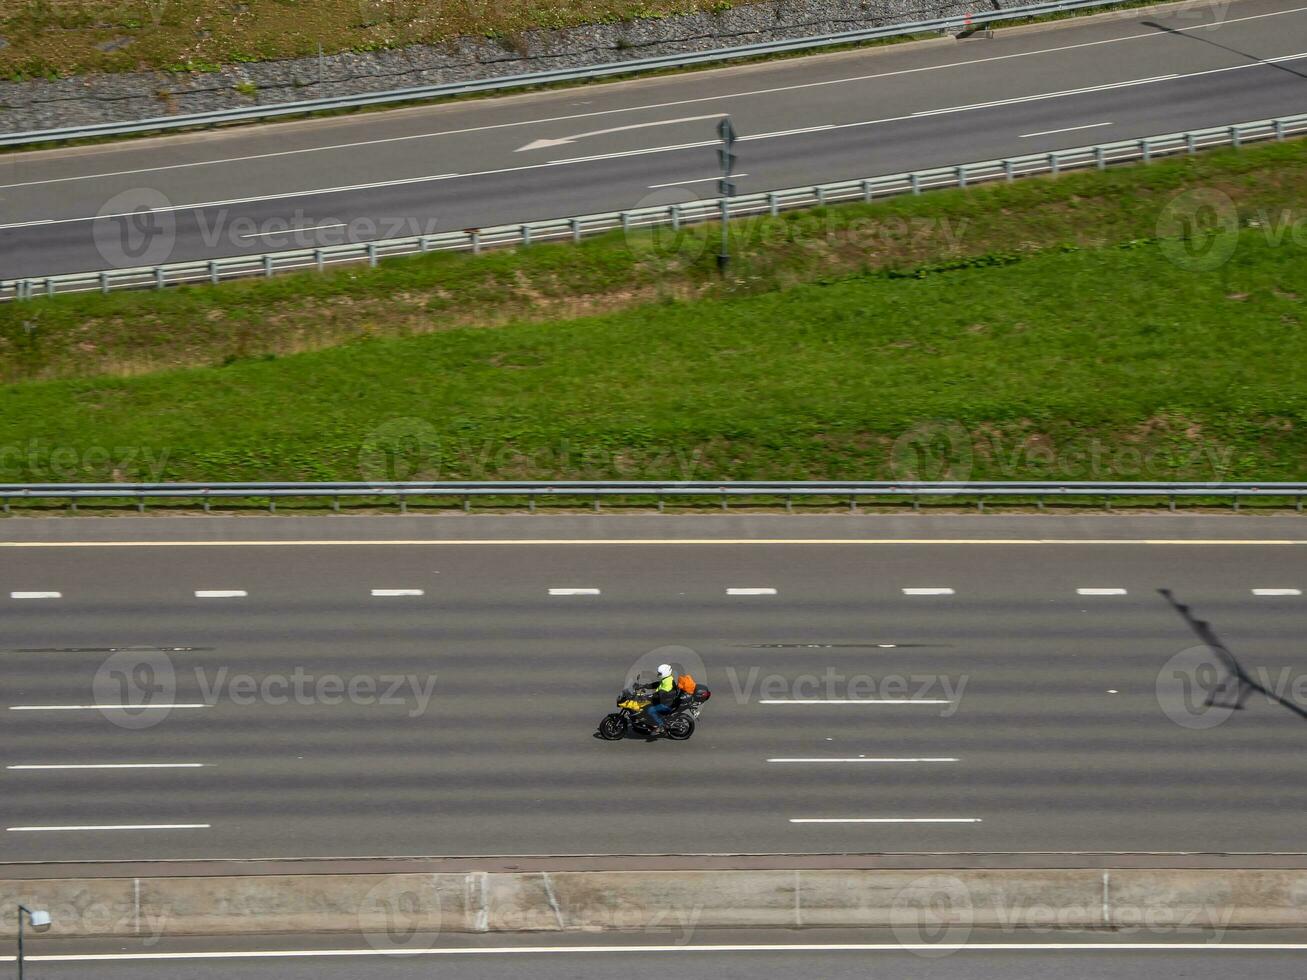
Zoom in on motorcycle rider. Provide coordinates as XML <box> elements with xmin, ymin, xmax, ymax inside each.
<box><xmin>642</xmin><ymin>663</ymin><xmax>677</xmax><ymax>734</ymax></box>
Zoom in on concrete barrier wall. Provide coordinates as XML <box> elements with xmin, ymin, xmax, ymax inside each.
<box><xmin>3</xmin><ymin>868</ymin><xmax>1307</xmax><ymax>938</ymax></box>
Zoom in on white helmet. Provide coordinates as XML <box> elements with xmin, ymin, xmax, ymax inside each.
<box><xmin>657</xmin><ymin>663</ymin><xmax>673</xmax><ymax>677</ymax></box>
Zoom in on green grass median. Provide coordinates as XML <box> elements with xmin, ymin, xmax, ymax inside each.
<box><xmin>3</xmin><ymin>140</ymin><xmax>1307</xmax><ymax>488</ymax></box>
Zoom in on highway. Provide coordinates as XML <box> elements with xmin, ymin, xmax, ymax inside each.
<box><xmin>2</xmin><ymin>0</ymin><xmax>1306</xmax><ymax>277</ymax></box>
<box><xmin>6</xmin><ymin>930</ymin><xmax>1307</xmax><ymax>979</ymax></box>
<box><xmin>1</xmin><ymin>514</ymin><xmax>1305</xmax><ymax>863</ymax></box>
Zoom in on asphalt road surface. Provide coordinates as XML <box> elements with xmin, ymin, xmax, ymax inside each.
<box><xmin>2</xmin><ymin>0</ymin><xmax>1305</xmax><ymax>276</ymax></box>
<box><xmin>6</xmin><ymin>930</ymin><xmax>1307</xmax><ymax>980</ymax></box>
<box><xmin>1</xmin><ymin>514</ymin><xmax>1305</xmax><ymax>863</ymax></box>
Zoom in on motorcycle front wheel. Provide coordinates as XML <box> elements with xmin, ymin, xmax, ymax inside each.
<box><xmin>597</xmin><ymin>713</ymin><xmax>628</xmax><ymax>740</ymax></box>
<box><xmin>665</xmin><ymin>715</ymin><xmax>695</xmax><ymax>740</ymax></box>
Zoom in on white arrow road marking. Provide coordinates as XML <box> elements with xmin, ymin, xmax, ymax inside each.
<box><xmin>516</xmin><ymin>114</ymin><xmax>726</xmax><ymax>151</ymax></box>
<box><xmin>4</xmin><ymin>4</ymin><xmax>1303</xmax><ymax>190</ymax></box>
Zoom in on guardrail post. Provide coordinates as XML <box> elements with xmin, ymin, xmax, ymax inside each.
<box><xmin>1169</xmin><ymin>494</ymin><xmax>1176</xmax><ymax>513</ymax></box>
<box><xmin>1297</xmin><ymin>494</ymin><xmax>1303</xmax><ymax>513</ymax></box>
<box><xmin>672</xmin><ymin>204</ymin><xmax>683</xmax><ymax>229</ymax></box>
<box><xmin>101</xmin><ymin>272</ymin><xmax>110</xmax><ymax>295</ymax></box>
<box><xmin>136</xmin><ymin>494</ymin><xmax>145</xmax><ymax>514</ymax></box>
<box><xmin>657</xmin><ymin>494</ymin><xmax>664</xmax><ymax>513</ymax></box>
<box><xmin>209</xmin><ymin>262</ymin><xmax>219</xmax><ymax>285</ymax></box>
<box><xmin>155</xmin><ymin>268</ymin><xmax>165</xmax><ymax>289</ymax></box>
<box><xmin>621</xmin><ymin>212</ymin><xmax>632</xmax><ymax>236</ymax></box>
<box><xmin>1140</xmin><ymin>139</ymin><xmax>1151</xmax><ymax>164</ymax></box>
<box><xmin>1048</xmin><ymin>152</ymin><xmax>1058</xmax><ymax>176</ymax></box>
<box><xmin>957</xmin><ymin>165</ymin><xmax>967</xmax><ymax>188</ymax></box>
<box><xmin>332</xmin><ymin>495</ymin><xmax>340</xmax><ymax>512</ymax></box>
<box><xmin>315</xmin><ymin>249</ymin><xmax>324</xmax><ymax>271</ymax></box>
<box><xmin>1185</xmin><ymin>133</ymin><xmax>1195</xmax><ymax>155</ymax></box>
<box><xmin>398</xmin><ymin>494</ymin><xmax>406</xmax><ymax>514</ymax></box>
<box><xmin>910</xmin><ymin>173</ymin><xmax>921</xmax><ymax>195</ymax></box>
<box><xmin>1003</xmin><ymin>160</ymin><xmax>1014</xmax><ymax>182</ymax></box>
<box><xmin>202</xmin><ymin>495</ymin><xmax>210</xmax><ymax>514</ymax></box>
<box><xmin>769</xmin><ymin>193</ymin><xmax>779</xmax><ymax>216</ymax></box>
<box><xmin>720</xmin><ymin>489</ymin><xmax>728</xmax><ymax>511</ymax></box>
<box><xmin>68</xmin><ymin>497</ymin><xmax>76</xmax><ymax>514</ymax></box>
<box><xmin>849</xmin><ymin>495</ymin><xmax>857</xmax><ymax>514</ymax></box>
<box><xmin>470</xmin><ymin>231</ymin><xmax>481</xmax><ymax>255</ymax></box>
<box><xmin>1095</xmin><ymin>146</ymin><xmax>1105</xmax><ymax>170</ymax></box>
<box><xmin>269</xmin><ymin>497</ymin><xmax>276</xmax><ymax>513</ymax></box>
<box><xmin>815</xmin><ymin>186</ymin><xmax>826</xmax><ymax>206</ymax></box>
<box><xmin>1275</xmin><ymin>119</ymin><xmax>1285</xmax><ymax>141</ymax></box>
<box><xmin>1230</xmin><ymin>126</ymin><xmax>1241</xmax><ymax>149</ymax></box>
<box><xmin>521</xmin><ymin>225</ymin><xmax>532</xmax><ymax>248</ymax></box>
<box><xmin>862</xmin><ymin>179</ymin><xmax>873</xmax><ymax>202</ymax></box>
<box><xmin>528</xmin><ymin>494</ymin><xmax>536</xmax><ymax>514</ymax></box>
<box><xmin>572</xmin><ymin>218</ymin><xmax>581</xmax><ymax>243</ymax></box>
<box><xmin>1</xmin><ymin>497</ymin><xmax>7</xmax><ymax>514</ymax></box>
<box><xmin>45</xmin><ymin>279</ymin><xmax>55</xmax><ymax>298</ymax></box>
<box><xmin>912</xmin><ymin>494</ymin><xmax>920</xmax><ymax>513</ymax></box>
<box><xmin>463</xmin><ymin>495</ymin><xmax>470</xmax><ymax>513</ymax></box>
<box><xmin>264</xmin><ymin>255</ymin><xmax>274</xmax><ymax>277</ymax></box>
<box><xmin>367</xmin><ymin>243</ymin><xmax>378</xmax><ymax>268</ymax></box>
<box><xmin>785</xmin><ymin>495</ymin><xmax>793</xmax><ymax>514</ymax></box>
<box><xmin>594</xmin><ymin>495</ymin><xmax>602</xmax><ymax>513</ymax></box>
<box><xmin>976</xmin><ymin>496</ymin><xmax>984</xmax><ymax>513</ymax></box>
<box><xmin>1233</xmin><ymin>494</ymin><xmax>1240</xmax><ymax>512</ymax></box>
<box><xmin>1036</xmin><ymin>495</ymin><xmax>1044</xmax><ymax>512</ymax></box>
<box><xmin>419</xmin><ymin>236</ymin><xmax>431</xmax><ymax>254</ymax></box>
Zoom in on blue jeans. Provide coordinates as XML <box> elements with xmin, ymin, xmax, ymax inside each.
<box><xmin>645</xmin><ymin>704</ymin><xmax>670</xmax><ymax>729</ymax></box>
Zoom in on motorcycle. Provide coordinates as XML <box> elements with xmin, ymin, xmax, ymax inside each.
<box><xmin>596</xmin><ymin>683</ymin><xmax>711</xmax><ymax>741</ymax></box>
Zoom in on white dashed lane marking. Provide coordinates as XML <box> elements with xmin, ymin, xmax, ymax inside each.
<box><xmin>728</xmin><ymin>588</ymin><xmax>777</xmax><ymax>596</ymax></box>
<box><xmin>195</xmin><ymin>590</ymin><xmax>247</xmax><ymax>598</ymax></box>
<box><xmin>10</xmin><ymin>592</ymin><xmax>61</xmax><ymax>599</ymax></box>
<box><xmin>790</xmin><ymin>817</ymin><xmax>982</xmax><ymax>824</ymax></box>
<box><xmin>371</xmin><ymin>589</ymin><xmax>424</xmax><ymax>597</ymax></box>
<box><xmin>1252</xmin><ymin>588</ymin><xmax>1301</xmax><ymax>596</ymax></box>
<box><xmin>549</xmin><ymin>588</ymin><xmax>601</xmax><ymax>596</ymax></box>
<box><xmin>1077</xmin><ymin>588</ymin><xmax>1128</xmax><ymax>596</ymax></box>
<box><xmin>903</xmin><ymin>588</ymin><xmax>954</xmax><ymax>596</ymax></box>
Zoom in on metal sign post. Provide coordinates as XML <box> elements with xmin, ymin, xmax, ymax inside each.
<box><xmin>717</xmin><ymin>116</ymin><xmax>737</xmax><ymax>276</ymax></box>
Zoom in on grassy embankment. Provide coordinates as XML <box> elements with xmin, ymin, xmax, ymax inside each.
<box><xmin>0</xmin><ymin>141</ymin><xmax>1305</xmax><ymax>499</ymax></box>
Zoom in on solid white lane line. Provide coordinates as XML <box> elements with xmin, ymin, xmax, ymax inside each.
<box><xmin>7</xmin><ymin>763</ymin><xmax>207</xmax><ymax>770</ymax></box>
<box><xmin>1252</xmin><ymin>588</ymin><xmax>1301</xmax><ymax>596</ymax></box>
<box><xmin>7</xmin><ymin>3</ymin><xmax>1299</xmax><ymax>191</ymax></box>
<box><xmin>549</xmin><ymin>588</ymin><xmax>601</xmax><ymax>595</ymax></box>
<box><xmin>648</xmin><ymin>172</ymin><xmax>751</xmax><ymax>188</ymax></box>
<box><xmin>195</xmin><ymin>590</ymin><xmax>247</xmax><ymax>598</ymax></box>
<box><xmin>7</xmin><ymin>824</ymin><xmax>210</xmax><ymax>832</ymax></box>
<box><xmin>728</xmin><ymin>587</ymin><xmax>778</xmax><ymax>595</ymax></box>
<box><xmin>371</xmin><ymin>588</ymin><xmax>424</xmax><ymax>596</ymax></box>
<box><xmin>14</xmin><ymin>51</ymin><xmax>1307</xmax><ymax>234</ymax></box>
<box><xmin>10</xmin><ymin>591</ymin><xmax>61</xmax><ymax>599</ymax></box>
<box><xmin>516</xmin><ymin>113</ymin><xmax>727</xmax><ymax>151</ymax></box>
<box><xmin>12</xmin><ymin>942</ymin><xmax>1307</xmax><ymax>962</ymax></box>
<box><xmin>767</xmin><ymin>757</ymin><xmax>958</xmax><ymax>763</ymax></box>
<box><xmin>791</xmin><ymin>817</ymin><xmax>981</xmax><ymax>824</ymax></box>
<box><xmin>1077</xmin><ymin>588</ymin><xmax>1128</xmax><ymax>595</ymax></box>
<box><xmin>237</xmin><ymin>222</ymin><xmax>347</xmax><ymax>239</ymax></box>
<box><xmin>903</xmin><ymin>588</ymin><xmax>954</xmax><ymax>595</ymax></box>
<box><xmin>4</xmin><ymin>538</ymin><xmax>1307</xmax><ymax>548</ymax></box>
<box><xmin>1020</xmin><ymin>121</ymin><xmax>1113</xmax><ymax>138</ymax></box>
<box><xmin>8</xmin><ymin>703</ymin><xmax>209</xmax><ymax>711</ymax></box>
<box><xmin>759</xmin><ymin>699</ymin><xmax>952</xmax><ymax>705</ymax></box>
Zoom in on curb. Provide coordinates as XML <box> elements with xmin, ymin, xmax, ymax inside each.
<box><xmin>3</xmin><ymin>868</ymin><xmax>1305</xmax><ymax>938</ymax></box>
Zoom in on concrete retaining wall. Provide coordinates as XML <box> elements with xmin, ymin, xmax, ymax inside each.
<box><xmin>2</xmin><ymin>868</ymin><xmax>1305</xmax><ymax>938</ymax></box>
<box><xmin>0</xmin><ymin>0</ymin><xmax>1019</xmax><ymax>133</ymax></box>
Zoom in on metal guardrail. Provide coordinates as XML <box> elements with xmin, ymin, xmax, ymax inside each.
<box><xmin>0</xmin><ymin>0</ymin><xmax>1132</xmax><ymax>149</ymax></box>
<box><xmin>5</xmin><ymin>110</ymin><xmax>1304</xmax><ymax>302</ymax></box>
<box><xmin>2</xmin><ymin>482</ymin><xmax>1304</xmax><ymax>513</ymax></box>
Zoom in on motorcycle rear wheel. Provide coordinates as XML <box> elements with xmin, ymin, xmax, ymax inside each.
<box><xmin>665</xmin><ymin>715</ymin><xmax>695</xmax><ymax>740</ymax></box>
<box><xmin>597</xmin><ymin>713</ymin><xmax>628</xmax><ymax>740</ymax></box>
